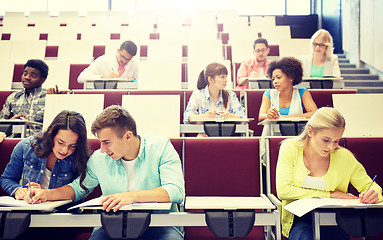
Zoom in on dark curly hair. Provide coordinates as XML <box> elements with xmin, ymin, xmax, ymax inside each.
<box><xmin>266</xmin><ymin>57</ymin><xmax>303</xmax><ymax>86</ymax></box>
<box><xmin>33</xmin><ymin>110</ymin><xmax>90</xmax><ymax>194</ymax></box>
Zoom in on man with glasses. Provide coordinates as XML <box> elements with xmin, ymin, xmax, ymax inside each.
<box><xmin>77</xmin><ymin>40</ymin><xmax>138</xmax><ymax>84</ymax></box>
<box><xmin>236</xmin><ymin>38</ymin><xmax>271</xmax><ymax>99</ymax></box>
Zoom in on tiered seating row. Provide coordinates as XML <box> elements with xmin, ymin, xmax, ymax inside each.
<box><xmin>0</xmin><ymin>89</ymin><xmax>356</xmax><ymax>132</ymax></box>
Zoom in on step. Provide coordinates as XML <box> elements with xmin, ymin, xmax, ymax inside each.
<box><xmin>338</xmin><ymin>58</ymin><xmax>350</xmax><ymax>63</ymax></box>
<box><xmin>343</xmin><ymin>80</ymin><xmax>383</xmax><ymax>87</ymax></box>
<box><xmin>339</xmin><ymin>63</ymin><xmax>356</xmax><ymax>68</ymax></box>
<box><xmin>341</xmin><ymin>74</ymin><xmax>379</xmax><ymax>80</ymax></box>
<box><xmin>337</xmin><ymin>54</ymin><xmax>346</xmax><ymax>59</ymax></box>
<box><xmin>355</xmin><ymin>87</ymin><xmax>383</xmax><ymax>93</ymax></box>
<box><xmin>340</xmin><ymin>68</ymin><xmax>370</xmax><ymax>74</ymax></box>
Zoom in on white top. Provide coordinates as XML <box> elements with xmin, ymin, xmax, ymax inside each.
<box><xmin>77</xmin><ymin>54</ymin><xmax>138</xmax><ymax>83</ymax></box>
<box><xmin>301</xmin><ymin>175</ymin><xmax>326</xmax><ymax>191</ymax></box>
<box><xmin>121</xmin><ymin>158</ymin><xmax>138</xmax><ymax>192</ymax></box>
<box><xmin>40</xmin><ymin>167</ymin><xmax>52</xmax><ymax>189</ymax></box>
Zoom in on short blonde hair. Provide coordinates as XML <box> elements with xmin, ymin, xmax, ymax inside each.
<box><xmin>296</xmin><ymin>107</ymin><xmax>345</xmax><ymax>149</ymax></box>
<box><xmin>309</xmin><ymin>29</ymin><xmax>334</xmax><ymax>58</ymax></box>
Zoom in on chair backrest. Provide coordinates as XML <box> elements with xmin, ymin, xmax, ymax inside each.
<box><xmin>69</xmin><ymin>64</ymin><xmax>89</xmax><ymax>90</ymax></box>
<box><xmin>267</xmin><ymin>137</ymin><xmax>287</xmax><ymax>196</ymax></box>
<box><xmin>187</xmin><ymin>40</ymin><xmax>224</xmax><ymax>62</ymax></box>
<box><xmin>128</xmin><ymin>90</ymin><xmax>185</xmax><ymax>124</ymax></box>
<box><xmin>184</xmin><ymin>138</ymin><xmax>261</xmax><ymax>196</ymax></box>
<box><xmin>344</xmin><ymin>137</ymin><xmax>383</xmax><ymax>195</ymax></box>
<box><xmin>0</xmin><ymin>91</ymin><xmax>14</xmax><ymax>108</ymax></box>
<box><xmin>73</xmin><ymin>90</ymin><xmax>129</xmax><ymax>109</ymax></box>
<box><xmin>147</xmin><ymin>40</ymin><xmax>183</xmax><ymax>62</ymax></box>
<box><xmin>0</xmin><ymin>139</ymin><xmax>21</xmax><ymax>196</ymax></box>
<box><xmin>244</xmin><ymin>89</ymin><xmax>265</xmax><ymax>136</ymax></box>
<box><xmin>42</xmin><ymin>60</ymin><xmax>70</xmax><ymax>90</ymax></box>
<box><xmin>58</xmin><ymin>40</ymin><xmax>94</xmax><ymax>64</ymax></box>
<box><xmin>44</xmin><ymin>94</ymin><xmax>104</xmax><ymax>139</ymax></box>
<box><xmin>310</xmin><ymin>89</ymin><xmax>356</xmax><ymax>108</ymax></box>
<box><xmin>333</xmin><ymin>94</ymin><xmax>383</xmax><ymax>137</ymax></box>
<box><xmin>121</xmin><ymin>95</ymin><xmax>181</xmax><ymax>138</ymax></box>
<box><xmin>169</xmin><ymin>138</ymin><xmax>183</xmax><ymax>166</ymax></box>
<box><xmin>137</xmin><ymin>61</ymin><xmax>182</xmax><ymax>90</ymax></box>
<box><xmin>0</xmin><ymin>61</ymin><xmax>14</xmax><ymax>91</ymax></box>
<box><xmin>10</xmin><ymin>41</ymin><xmax>46</xmax><ymax>64</ymax></box>
<box><xmin>0</xmin><ymin>42</ymin><xmax>12</xmax><ymax>61</ymax></box>
<box><xmin>279</xmin><ymin>38</ymin><xmax>311</xmax><ymax>58</ymax></box>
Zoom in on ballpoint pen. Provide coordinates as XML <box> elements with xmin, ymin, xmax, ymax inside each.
<box><xmin>28</xmin><ymin>180</ymin><xmax>34</xmax><ymax>204</ymax></box>
<box><xmin>365</xmin><ymin>175</ymin><xmax>377</xmax><ymax>193</ymax></box>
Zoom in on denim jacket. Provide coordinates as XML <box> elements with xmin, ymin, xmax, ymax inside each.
<box><xmin>0</xmin><ymin>136</ymin><xmax>77</xmax><ymax>196</ymax></box>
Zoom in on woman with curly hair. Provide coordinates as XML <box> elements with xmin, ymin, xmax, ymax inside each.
<box><xmin>0</xmin><ymin>110</ymin><xmax>90</xmax><ymax>201</ymax></box>
<box><xmin>258</xmin><ymin>57</ymin><xmax>317</xmax><ymax>122</ymax></box>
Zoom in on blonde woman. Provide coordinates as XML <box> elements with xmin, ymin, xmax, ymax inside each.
<box><xmin>300</xmin><ymin>29</ymin><xmax>341</xmax><ymax>78</ymax></box>
<box><xmin>276</xmin><ymin>107</ymin><xmax>382</xmax><ymax>239</ymax></box>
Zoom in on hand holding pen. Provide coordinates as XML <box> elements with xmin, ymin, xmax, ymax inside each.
<box><xmin>359</xmin><ymin>175</ymin><xmax>379</xmax><ymax>204</ymax></box>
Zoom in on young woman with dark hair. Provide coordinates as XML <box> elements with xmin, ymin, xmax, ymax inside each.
<box><xmin>0</xmin><ymin>110</ymin><xmax>90</xmax><ymax>200</ymax></box>
<box><xmin>184</xmin><ymin>62</ymin><xmax>245</xmax><ymax>124</ymax></box>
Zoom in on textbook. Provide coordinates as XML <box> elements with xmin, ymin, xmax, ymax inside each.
<box><xmin>67</xmin><ymin>196</ymin><xmax>171</xmax><ymax>211</ymax></box>
<box><xmin>284</xmin><ymin>198</ymin><xmax>383</xmax><ymax>217</ymax></box>
<box><xmin>0</xmin><ymin>196</ymin><xmax>72</xmax><ymax>211</ymax></box>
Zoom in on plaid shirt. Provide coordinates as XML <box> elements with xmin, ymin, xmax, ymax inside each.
<box><xmin>184</xmin><ymin>86</ymin><xmax>245</xmax><ymax>124</ymax></box>
<box><xmin>0</xmin><ymin>87</ymin><xmax>46</xmax><ymax>136</ymax></box>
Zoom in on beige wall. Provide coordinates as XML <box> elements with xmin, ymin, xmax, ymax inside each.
<box><xmin>360</xmin><ymin>0</ymin><xmax>383</xmax><ymax>71</ymax></box>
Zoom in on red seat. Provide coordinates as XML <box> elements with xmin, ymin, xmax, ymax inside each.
<box><xmin>183</xmin><ymin>138</ymin><xmax>263</xmax><ymax>239</ymax></box>
<box><xmin>0</xmin><ymin>91</ymin><xmax>14</xmax><ymax>109</ymax></box>
<box><xmin>343</xmin><ymin>138</ymin><xmax>383</xmax><ymax>195</ymax></box>
<box><xmin>69</xmin><ymin>64</ymin><xmax>89</xmax><ymax>90</ymax></box>
<box><xmin>0</xmin><ymin>139</ymin><xmax>21</xmax><ymax>196</ymax></box>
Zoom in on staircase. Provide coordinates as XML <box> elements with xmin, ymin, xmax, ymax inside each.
<box><xmin>338</xmin><ymin>54</ymin><xmax>383</xmax><ymax>93</ymax></box>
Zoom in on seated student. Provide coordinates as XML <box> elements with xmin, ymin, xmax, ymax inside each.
<box><xmin>0</xmin><ymin>59</ymin><xmax>50</xmax><ymax>137</ymax></box>
<box><xmin>236</xmin><ymin>38</ymin><xmax>271</xmax><ymax>99</ymax></box>
<box><xmin>184</xmin><ymin>62</ymin><xmax>245</xmax><ymax>124</ymax></box>
<box><xmin>258</xmin><ymin>57</ymin><xmax>317</xmax><ymax>122</ymax></box>
<box><xmin>0</xmin><ymin>110</ymin><xmax>89</xmax><ymax>200</ymax></box>
<box><xmin>77</xmin><ymin>40</ymin><xmax>138</xmax><ymax>83</ymax></box>
<box><xmin>276</xmin><ymin>107</ymin><xmax>383</xmax><ymax>240</ymax></box>
<box><xmin>32</xmin><ymin>105</ymin><xmax>185</xmax><ymax>240</ymax></box>
<box><xmin>300</xmin><ymin>29</ymin><xmax>341</xmax><ymax>78</ymax></box>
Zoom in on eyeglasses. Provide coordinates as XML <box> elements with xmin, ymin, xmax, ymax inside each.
<box><xmin>313</xmin><ymin>43</ymin><xmax>327</xmax><ymax>48</ymax></box>
<box><xmin>254</xmin><ymin>48</ymin><xmax>268</xmax><ymax>54</ymax></box>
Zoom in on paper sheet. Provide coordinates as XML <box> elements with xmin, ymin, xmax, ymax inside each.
<box><xmin>284</xmin><ymin>198</ymin><xmax>383</xmax><ymax>217</ymax></box>
<box><xmin>67</xmin><ymin>196</ymin><xmax>161</xmax><ymax>211</ymax></box>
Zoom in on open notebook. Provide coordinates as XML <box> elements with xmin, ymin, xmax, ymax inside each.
<box><xmin>67</xmin><ymin>196</ymin><xmax>172</xmax><ymax>212</ymax></box>
<box><xmin>0</xmin><ymin>196</ymin><xmax>72</xmax><ymax>211</ymax></box>
<box><xmin>284</xmin><ymin>198</ymin><xmax>383</xmax><ymax>217</ymax></box>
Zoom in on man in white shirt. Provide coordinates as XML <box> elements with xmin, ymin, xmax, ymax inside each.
<box><xmin>77</xmin><ymin>40</ymin><xmax>138</xmax><ymax>83</ymax></box>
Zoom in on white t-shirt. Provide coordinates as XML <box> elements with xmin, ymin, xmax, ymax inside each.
<box><xmin>40</xmin><ymin>167</ymin><xmax>52</xmax><ymax>189</ymax></box>
<box><xmin>121</xmin><ymin>158</ymin><xmax>138</xmax><ymax>192</ymax></box>
<box><xmin>301</xmin><ymin>175</ymin><xmax>326</xmax><ymax>191</ymax></box>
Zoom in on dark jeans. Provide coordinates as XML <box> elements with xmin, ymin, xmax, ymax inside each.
<box><xmin>288</xmin><ymin>213</ymin><xmax>349</xmax><ymax>240</ymax></box>
<box><xmin>90</xmin><ymin>227</ymin><xmax>183</xmax><ymax>240</ymax></box>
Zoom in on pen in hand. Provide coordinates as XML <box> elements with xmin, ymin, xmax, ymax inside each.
<box><xmin>28</xmin><ymin>180</ymin><xmax>34</xmax><ymax>204</ymax></box>
<box><xmin>366</xmin><ymin>175</ymin><xmax>377</xmax><ymax>193</ymax></box>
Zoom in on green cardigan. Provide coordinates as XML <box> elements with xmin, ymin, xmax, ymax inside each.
<box><xmin>276</xmin><ymin>139</ymin><xmax>383</xmax><ymax>238</ymax></box>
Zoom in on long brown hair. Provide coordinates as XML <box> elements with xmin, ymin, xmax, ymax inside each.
<box><xmin>33</xmin><ymin>110</ymin><xmax>90</xmax><ymax>194</ymax></box>
<box><xmin>197</xmin><ymin>62</ymin><xmax>229</xmax><ymax>109</ymax></box>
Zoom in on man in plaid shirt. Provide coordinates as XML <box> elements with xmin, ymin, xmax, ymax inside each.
<box><xmin>0</xmin><ymin>59</ymin><xmax>49</xmax><ymax>137</ymax></box>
